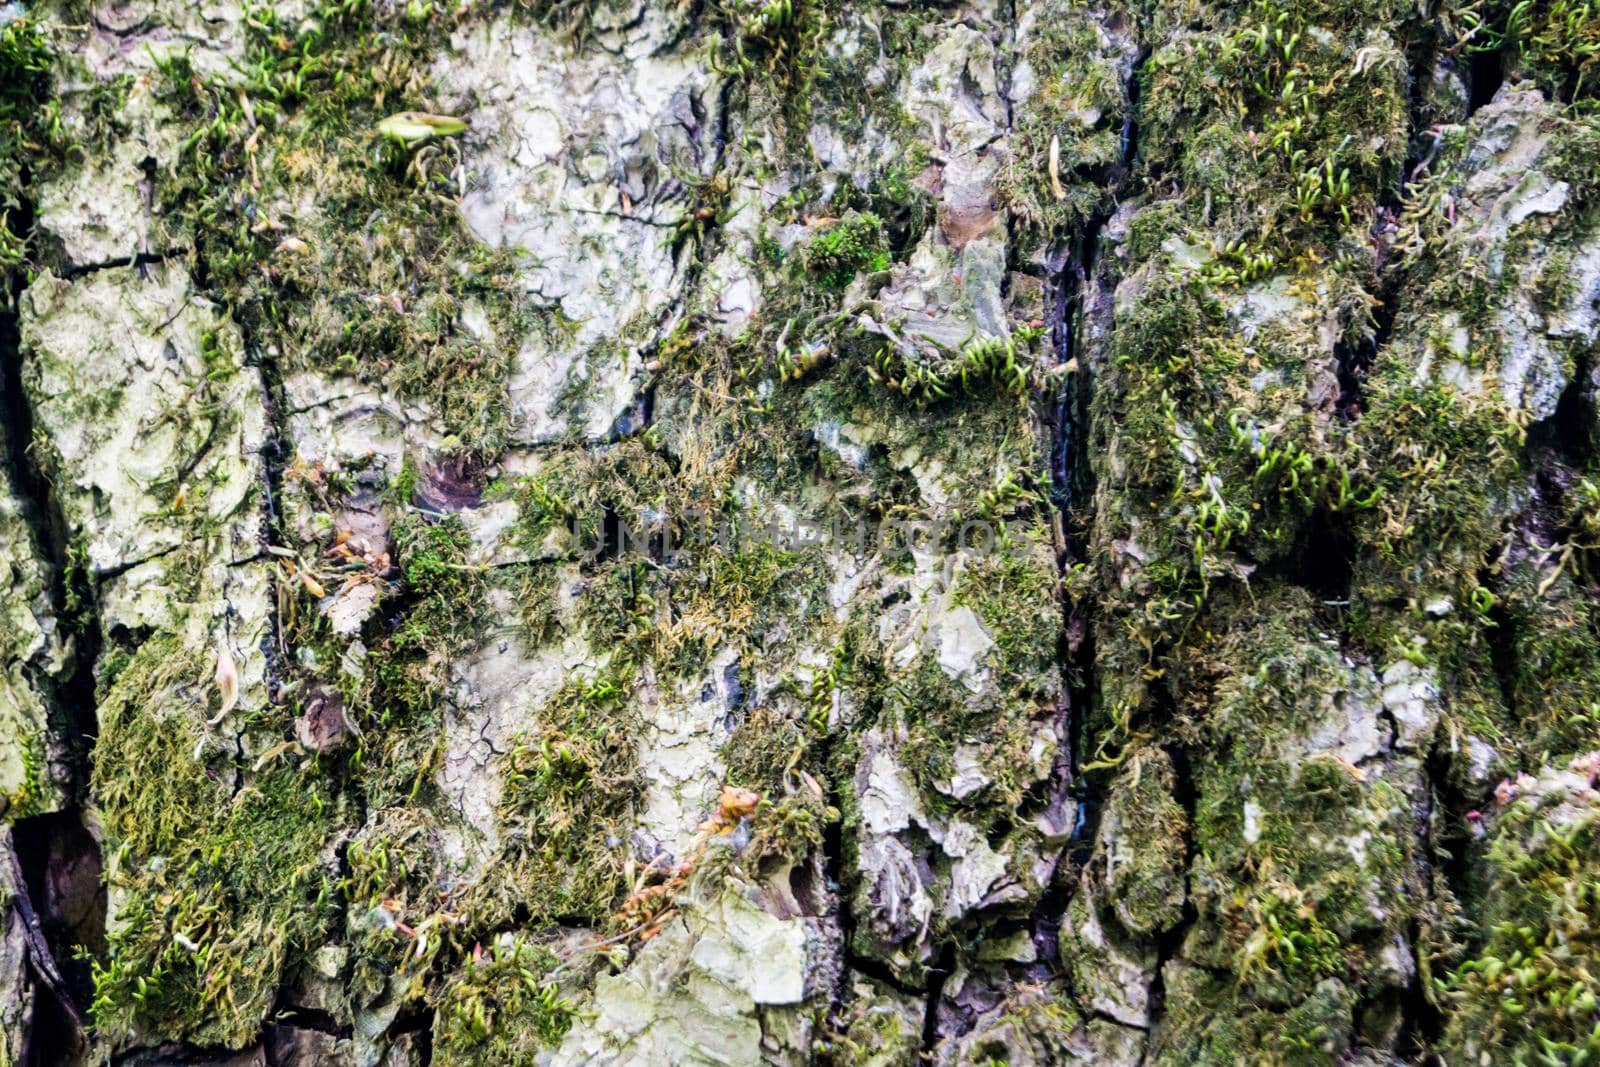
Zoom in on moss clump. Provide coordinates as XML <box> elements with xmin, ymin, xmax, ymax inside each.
<box><xmin>947</xmin><ymin>983</ymin><xmax>1089</xmax><ymax>1064</ymax></box>
<box><xmin>1000</xmin><ymin>0</ymin><xmax>1129</xmax><ymax>236</ymax></box>
<box><xmin>89</xmin><ymin>635</ymin><xmax>336</xmax><ymax>1048</ymax></box>
<box><xmin>1461</xmin><ymin>0</ymin><xmax>1600</xmax><ymax>101</ymax></box>
<box><xmin>867</xmin><ymin>327</ymin><xmax>1046</xmax><ymax>407</ymax></box>
<box><xmin>0</xmin><ymin>15</ymin><xmax>63</xmax><ymax>275</ymax></box>
<box><xmin>351</xmin><ymin>514</ymin><xmax>486</xmax><ymax>809</ymax></box>
<box><xmin>508</xmin><ymin>436</ymin><xmax>830</xmax><ymax>681</ymax></box>
<box><xmin>1441</xmin><ymin>785</ymin><xmax>1600</xmax><ymax>1064</ymax></box>
<box><xmin>1144</xmin><ymin>593</ymin><xmax>1418</xmax><ymax>1058</ymax></box>
<box><xmin>478</xmin><ymin>660</ymin><xmax>642</xmax><ymax>927</ymax></box>
<box><xmin>1100</xmin><ymin>747</ymin><xmax>1189</xmax><ymax>937</ymax></box>
<box><xmin>885</xmin><ymin>647</ymin><xmax>1052</xmax><ymax>820</ymax></box>
<box><xmin>431</xmin><ymin>937</ymin><xmax>578</xmax><ymax>1064</ymax></box>
<box><xmin>1139</xmin><ymin>0</ymin><xmax>1410</xmax><ymax>245</ymax></box>
<box><xmin>715</xmin><ymin>0</ymin><xmax>827</xmax><ymax>134</ymax></box>
<box><xmin>0</xmin><ymin>707</ymin><xmax>47</xmax><ymax>821</ymax></box>
<box><xmin>722</xmin><ymin>705</ymin><xmax>809</xmax><ymax>796</ymax></box>
<box><xmin>151</xmin><ymin>7</ymin><xmax>525</xmax><ymax>456</ymax></box>
<box><xmin>803</xmin><ymin>211</ymin><xmax>890</xmax><ymax>289</ymax></box>
<box><xmin>1345</xmin><ymin>319</ymin><xmax>1524</xmax><ymax>748</ymax></box>
<box><xmin>952</xmin><ymin>530</ymin><xmax>1062</xmax><ymax>688</ymax></box>
<box><xmin>360</xmin><ymin>513</ymin><xmax>483</xmax><ymax>725</ymax></box>
<box><xmin>283</xmin><ymin>511</ymin><xmax>485</xmax><ymax>813</ymax></box>
<box><xmin>338</xmin><ymin>801</ymin><xmax>496</xmax><ymax>1019</ymax></box>
<box><xmin>1498</xmin><ymin>549</ymin><xmax>1600</xmax><ymax>756</ymax></box>
<box><xmin>1154</xmin><ymin>964</ymin><xmax>1359</xmax><ymax>1066</ymax></box>
<box><xmin>510</xmin><ymin>443</ymin><xmax>675</xmax><ymax>555</ymax></box>
<box><xmin>816</xmin><ymin>980</ymin><xmax>922</xmax><ymax>1066</ymax></box>
<box><xmin>1090</xmin><ymin>269</ymin><xmax>1380</xmax><ymax>732</ymax></box>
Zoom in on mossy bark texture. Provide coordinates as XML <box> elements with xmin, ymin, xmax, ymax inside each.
<box><xmin>2</xmin><ymin>0</ymin><xmax>1600</xmax><ymax>1063</ymax></box>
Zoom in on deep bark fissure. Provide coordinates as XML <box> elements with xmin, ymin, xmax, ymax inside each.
<box><xmin>916</xmin><ymin>940</ymin><xmax>958</xmax><ymax>1058</ymax></box>
<box><xmin>57</xmin><ymin>250</ymin><xmax>177</xmax><ymax>281</ymax></box>
<box><xmin>1</xmin><ymin>204</ymin><xmax>102</xmax><ymax>771</ymax></box>
<box><xmin>1051</xmin><ymin>44</ymin><xmax>1145</xmax><ymax>867</ymax></box>
<box><xmin>820</xmin><ymin>730</ymin><xmax>902</xmax><ymax>1009</ymax></box>
<box><xmin>1280</xmin><ymin>504</ymin><xmax>1357</xmax><ymax>607</ymax></box>
<box><xmin>839</xmin><ymin>942</ymin><xmax>925</xmax><ymax>1001</ymax></box>
<box><xmin>250</xmin><ymin>330</ymin><xmax>292</xmax><ymax>629</ymax></box>
<box><xmin>111</xmin><ymin>1039</ymin><xmax>278</xmax><ymax>1066</ymax></box>
<box><xmin>2</xmin><ymin>193</ymin><xmax>106</xmax><ymax>1059</ymax></box>
<box><xmin>1327</xmin><ymin>30</ymin><xmax>1455</xmax><ymax>1054</ymax></box>
<box><xmin>1528</xmin><ymin>351</ymin><xmax>1597</xmax><ymax>466</ymax></box>
<box><xmin>1338</xmin><ymin>24</ymin><xmax>1441</xmax><ymax>424</ymax></box>
<box><xmin>10</xmin><ymin>810</ymin><xmax>102</xmax><ymax>1023</ymax></box>
<box><xmin>1466</xmin><ymin>44</ymin><xmax>1505</xmax><ymax>115</ymax></box>
<box><xmin>1393</xmin><ymin>780</ymin><xmax>1447</xmax><ymax>1056</ymax></box>
<box><xmin>7</xmin><ymin>825</ymin><xmax>86</xmax><ymax>1067</ymax></box>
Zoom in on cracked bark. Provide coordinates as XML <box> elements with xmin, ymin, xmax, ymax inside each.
<box><xmin>7</xmin><ymin>0</ymin><xmax>1600</xmax><ymax>1064</ymax></box>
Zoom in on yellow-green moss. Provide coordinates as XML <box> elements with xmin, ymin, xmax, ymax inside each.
<box><xmin>431</xmin><ymin>937</ymin><xmax>578</xmax><ymax>1064</ymax></box>
<box><xmin>475</xmin><ymin>660</ymin><xmax>642</xmax><ymax>927</ymax></box>
<box><xmin>1441</xmin><ymin>790</ymin><xmax>1600</xmax><ymax>1063</ymax></box>
<box><xmin>90</xmin><ymin>635</ymin><xmax>337</xmax><ymax>1048</ymax></box>
<box><xmin>151</xmin><ymin>6</ymin><xmax>526</xmax><ymax>457</ymax></box>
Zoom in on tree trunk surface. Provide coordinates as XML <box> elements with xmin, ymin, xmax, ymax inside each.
<box><xmin>1</xmin><ymin>0</ymin><xmax>1598</xmax><ymax>1063</ymax></box>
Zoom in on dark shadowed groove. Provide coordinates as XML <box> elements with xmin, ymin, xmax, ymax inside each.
<box><xmin>1466</xmin><ymin>44</ymin><xmax>1504</xmax><ymax>114</ymax></box>
<box><xmin>2</xmin><ymin>194</ymin><xmax>105</xmax><ymax>1058</ymax></box>
<box><xmin>1393</xmin><ymin>778</ymin><xmax>1446</xmax><ymax>1057</ymax></box>
<box><xmin>1055</xmin><ymin>43</ymin><xmax>1146</xmax><ymax>861</ymax></box>
<box><xmin>58</xmin><ymin>249</ymin><xmax>176</xmax><ymax>280</ymax></box>
<box><xmin>12</xmin><ymin>809</ymin><xmax>102</xmax><ymax>1042</ymax></box>
<box><xmin>240</xmin><ymin>296</ymin><xmax>293</xmax><ymax>706</ymax></box>
<box><xmin>1342</xmin><ymin>23</ymin><xmax>1461</xmax><ymax>1056</ymax></box>
<box><xmin>1528</xmin><ymin>351</ymin><xmax>1597</xmax><ymax>465</ymax></box>
<box><xmin>917</xmin><ymin>940</ymin><xmax>958</xmax><ymax>1058</ymax></box>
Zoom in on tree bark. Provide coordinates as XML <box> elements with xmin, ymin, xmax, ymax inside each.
<box><xmin>1</xmin><ymin>0</ymin><xmax>1598</xmax><ymax>1062</ymax></box>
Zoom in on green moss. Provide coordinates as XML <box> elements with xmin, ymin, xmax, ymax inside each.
<box><xmin>1441</xmin><ymin>791</ymin><xmax>1600</xmax><ymax>1064</ymax></box>
<box><xmin>1346</xmin><ymin>355</ymin><xmax>1523</xmax><ymax>733</ymax></box>
<box><xmin>0</xmin><ymin>15</ymin><xmax>63</xmax><ymax>275</ymax></box>
<box><xmin>1000</xmin><ymin>0</ymin><xmax>1128</xmax><ymax>237</ymax></box>
<box><xmin>867</xmin><ymin>327</ymin><xmax>1046</xmax><ymax>407</ymax></box>
<box><xmin>510</xmin><ymin>442</ymin><xmax>674</xmax><ymax>555</ymax></box>
<box><xmin>1</xmin><ymin>711</ymin><xmax>47</xmax><ymax>821</ymax></box>
<box><xmin>1123</xmin><ymin>593</ymin><xmax>1420</xmax><ymax>1055</ymax></box>
<box><xmin>1090</xmin><ymin>269</ymin><xmax>1382</xmax><ymax>732</ymax></box>
<box><xmin>802</xmin><ymin>211</ymin><xmax>889</xmax><ymax>289</ymax></box>
<box><xmin>1153</xmin><ymin>965</ymin><xmax>1358</xmax><ymax>1066</ymax></box>
<box><xmin>953</xmin><ymin>984</ymin><xmax>1088</xmax><ymax>1065</ymax></box>
<box><xmin>952</xmin><ymin>530</ymin><xmax>1062</xmax><ymax>688</ymax></box>
<box><xmin>432</xmin><ymin>938</ymin><xmax>578</xmax><ymax>1064</ymax></box>
<box><xmin>1101</xmin><ymin>747</ymin><xmax>1189</xmax><ymax>936</ymax></box>
<box><xmin>150</xmin><ymin>7</ymin><xmax>525</xmax><ymax>457</ymax></box>
<box><xmin>352</xmin><ymin>513</ymin><xmax>485</xmax><ymax>730</ymax></box>
<box><xmin>1502</xmin><ymin>571</ymin><xmax>1600</xmax><ymax>755</ymax></box>
<box><xmin>276</xmin><ymin>512</ymin><xmax>486</xmax><ymax>819</ymax></box>
<box><xmin>508</xmin><ymin>435</ymin><xmax>831</xmax><ymax>680</ymax></box>
<box><xmin>715</xmin><ymin>0</ymin><xmax>828</xmax><ymax>139</ymax></box>
<box><xmin>338</xmin><ymin>805</ymin><xmax>469</xmax><ymax>1014</ymax></box>
<box><xmin>816</xmin><ymin>981</ymin><xmax>921</xmax><ymax>1065</ymax></box>
<box><xmin>89</xmin><ymin>635</ymin><xmax>336</xmax><ymax>1048</ymax></box>
<box><xmin>476</xmin><ymin>659</ymin><xmax>642</xmax><ymax>927</ymax></box>
<box><xmin>723</xmin><ymin>705</ymin><xmax>810</xmax><ymax>796</ymax></box>
<box><xmin>1462</xmin><ymin>0</ymin><xmax>1600</xmax><ymax>101</ymax></box>
<box><xmin>387</xmin><ymin>459</ymin><xmax>420</xmax><ymax>507</ymax></box>
<box><xmin>1138</xmin><ymin>0</ymin><xmax>1410</xmax><ymax>246</ymax></box>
